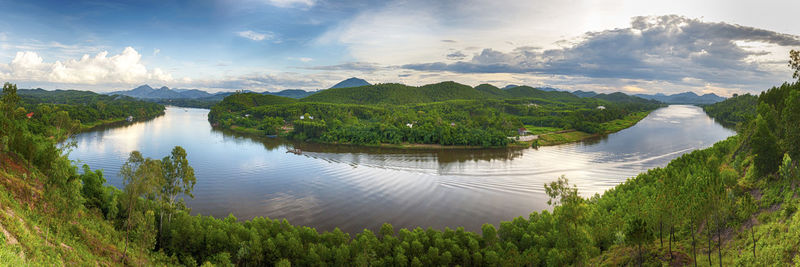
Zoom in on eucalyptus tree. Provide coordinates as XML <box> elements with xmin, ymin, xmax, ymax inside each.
<box><xmin>158</xmin><ymin>146</ymin><xmax>196</xmax><ymax>246</ymax></box>
<box><xmin>120</xmin><ymin>151</ymin><xmax>164</xmax><ymax>263</ymax></box>
<box><xmin>790</xmin><ymin>49</ymin><xmax>800</xmax><ymax>80</ymax></box>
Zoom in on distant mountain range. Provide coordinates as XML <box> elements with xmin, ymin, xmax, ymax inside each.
<box><xmin>570</xmin><ymin>90</ymin><xmax>725</xmax><ymax>104</ymax></box>
<box><xmin>107</xmin><ymin>78</ymin><xmax>724</xmax><ymax>106</ymax></box>
<box><xmin>108</xmin><ymin>77</ymin><xmax>372</xmax><ymax>100</ymax></box>
<box><xmin>108</xmin><ymin>85</ymin><xmax>217</xmax><ymax>99</ymax></box>
<box><xmin>633</xmin><ymin>92</ymin><xmax>726</xmax><ymax>104</ymax></box>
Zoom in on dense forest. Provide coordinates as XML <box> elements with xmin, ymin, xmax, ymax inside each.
<box><xmin>1</xmin><ymin>73</ymin><xmax>799</xmax><ymax>266</ymax></box>
<box><xmin>209</xmin><ymin>82</ymin><xmax>662</xmax><ymax>147</ymax></box>
<box><xmin>702</xmin><ymin>93</ymin><xmax>758</xmax><ymax>128</ymax></box>
<box><xmin>17</xmin><ymin>88</ymin><xmax>165</xmax><ymax>132</ymax></box>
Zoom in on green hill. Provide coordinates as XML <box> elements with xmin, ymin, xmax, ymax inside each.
<box><xmin>474</xmin><ymin>84</ymin><xmax>510</xmax><ymax>98</ymax></box>
<box><xmin>591</xmin><ymin>92</ymin><xmax>660</xmax><ymax>104</ymax></box>
<box><xmin>301</xmin><ymin>82</ymin><xmax>597</xmax><ymax>105</ymax></box>
<box><xmin>3</xmin><ymin>80</ymin><xmax>800</xmax><ymax>266</ymax></box>
<box><xmin>504</xmin><ymin>86</ymin><xmax>581</xmax><ymax>102</ymax></box>
<box><xmin>703</xmin><ymin>93</ymin><xmax>758</xmax><ymax>127</ymax></box>
<box><xmin>300</xmin><ymin>81</ymin><xmax>490</xmax><ymax>105</ymax></box>
<box><xmin>213</xmin><ymin>93</ymin><xmax>296</xmax><ymax>112</ymax></box>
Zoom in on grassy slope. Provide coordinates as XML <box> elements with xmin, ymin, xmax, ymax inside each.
<box><xmin>536</xmin><ymin>111</ymin><xmax>651</xmax><ymax>146</ymax></box>
<box><xmin>591</xmin><ymin>159</ymin><xmax>800</xmax><ymax>266</ymax></box>
<box><xmin>0</xmin><ymin>153</ymin><xmax>155</xmax><ymax>266</ymax></box>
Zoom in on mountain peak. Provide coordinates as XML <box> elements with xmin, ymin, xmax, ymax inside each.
<box><xmin>330</xmin><ymin>77</ymin><xmax>370</xmax><ymax>89</ymax></box>
<box><xmin>133</xmin><ymin>84</ymin><xmax>154</xmax><ymax>91</ymax></box>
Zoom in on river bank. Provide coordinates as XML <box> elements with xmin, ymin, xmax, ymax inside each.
<box><xmin>216</xmin><ymin>110</ymin><xmax>653</xmax><ymax>149</ymax></box>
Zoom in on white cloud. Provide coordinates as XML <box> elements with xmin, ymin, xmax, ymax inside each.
<box><xmin>299</xmin><ymin>57</ymin><xmax>312</xmax><ymax>62</ymax></box>
<box><xmin>0</xmin><ymin>47</ymin><xmax>173</xmax><ymax>85</ymax></box>
<box><xmin>236</xmin><ymin>30</ymin><xmax>274</xmax><ymax>41</ymax></box>
<box><xmin>265</xmin><ymin>0</ymin><xmax>315</xmax><ymax>8</ymax></box>
<box><xmin>153</xmin><ymin>48</ymin><xmax>160</xmax><ymax>56</ymax></box>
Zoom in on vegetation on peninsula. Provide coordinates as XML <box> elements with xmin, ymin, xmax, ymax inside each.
<box><xmin>208</xmin><ymin>82</ymin><xmax>662</xmax><ymax>148</ymax></box>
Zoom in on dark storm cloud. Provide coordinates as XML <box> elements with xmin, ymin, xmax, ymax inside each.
<box><xmin>446</xmin><ymin>51</ymin><xmax>467</xmax><ymax>60</ymax></box>
<box><xmin>403</xmin><ymin>15</ymin><xmax>800</xmax><ymax>85</ymax></box>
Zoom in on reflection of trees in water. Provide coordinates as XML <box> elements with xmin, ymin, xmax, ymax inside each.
<box><xmin>291</xmin><ymin>142</ymin><xmax>526</xmax><ymax>164</ymax></box>
<box><xmin>212</xmin><ymin>127</ymin><xmax>289</xmax><ymax>151</ymax></box>
<box><xmin>579</xmin><ymin>134</ymin><xmax>609</xmax><ymax>146</ymax></box>
<box><xmin>211</xmin><ymin>127</ymin><xmax>528</xmax><ymax>164</ymax></box>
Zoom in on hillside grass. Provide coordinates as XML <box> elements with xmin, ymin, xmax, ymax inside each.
<box><xmin>536</xmin><ymin>111</ymin><xmax>651</xmax><ymax>146</ymax></box>
<box><xmin>0</xmin><ymin>152</ymin><xmax>158</xmax><ymax>266</ymax></box>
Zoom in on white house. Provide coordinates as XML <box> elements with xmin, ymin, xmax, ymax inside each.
<box><xmin>596</xmin><ymin>105</ymin><xmax>606</xmax><ymax>110</ymax></box>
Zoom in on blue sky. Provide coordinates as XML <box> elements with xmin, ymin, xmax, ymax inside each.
<box><xmin>1</xmin><ymin>0</ymin><xmax>799</xmax><ymax>95</ymax></box>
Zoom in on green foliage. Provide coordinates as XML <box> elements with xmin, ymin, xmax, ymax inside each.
<box><xmin>703</xmin><ymin>93</ymin><xmax>758</xmax><ymax>128</ymax></box>
<box><xmin>2</xmin><ymin>82</ymin><xmax>21</xmax><ymax>112</ymax></box>
<box><xmin>17</xmin><ymin>88</ymin><xmax>164</xmax><ymax>129</ymax></box>
<box><xmin>300</xmin><ymin>82</ymin><xmax>491</xmax><ymax>105</ymax></box>
<box><xmin>751</xmin><ymin>116</ymin><xmax>781</xmax><ymax>176</ymax></box>
<box><xmin>210</xmin><ymin>82</ymin><xmax>662</xmax><ymax>147</ymax></box>
<box><xmin>4</xmin><ymin>77</ymin><xmax>800</xmax><ymax>266</ymax></box>
<box><xmin>79</xmin><ymin>164</ymin><xmax>106</xmax><ymax>210</ymax></box>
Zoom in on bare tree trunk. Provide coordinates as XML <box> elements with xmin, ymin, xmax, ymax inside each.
<box><xmin>669</xmin><ymin>225</ymin><xmax>674</xmax><ymax>261</ymax></box>
<box><xmin>660</xmin><ymin>218</ymin><xmax>663</xmax><ymax>249</ymax></box>
<box><xmin>123</xmin><ymin>196</ymin><xmax>135</xmax><ymax>264</ymax></box>
<box><xmin>708</xmin><ymin>225</ymin><xmax>712</xmax><ymax>266</ymax></box>
<box><xmin>691</xmin><ymin>223</ymin><xmax>697</xmax><ymax>267</ymax></box>
<box><xmin>752</xmin><ymin>227</ymin><xmax>756</xmax><ymax>259</ymax></box>
<box><xmin>158</xmin><ymin>207</ymin><xmax>164</xmax><ymax>249</ymax></box>
<box><xmin>717</xmin><ymin>219</ymin><xmax>722</xmax><ymax>267</ymax></box>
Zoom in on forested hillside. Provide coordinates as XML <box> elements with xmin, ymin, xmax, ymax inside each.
<box><xmin>210</xmin><ymin>82</ymin><xmax>661</xmax><ymax>147</ymax></box>
<box><xmin>703</xmin><ymin>93</ymin><xmax>759</xmax><ymax>128</ymax></box>
<box><xmin>2</xmin><ymin>80</ymin><xmax>798</xmax><ymax>266</ymax></box>
<box><xmin>18</xmin><ymin>88</ymin><xmax>164</xmax><ymax>131</ymax></box>
<box><xmin>300</xmin><ymin>82</ymin><xmax>493</xmax><ymax>105</ymax></box>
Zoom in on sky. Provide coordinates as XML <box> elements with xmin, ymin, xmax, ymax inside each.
<box><xmin>0</xmin><ymin>0</ymin><xmax>799</xmax><ymax>96</ymax></box>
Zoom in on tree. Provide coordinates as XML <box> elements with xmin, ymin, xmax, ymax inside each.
<box><xmin>751</xmin><ymin>116</ymin><xmax>781</xmax><ymax>176</ymax></box>
<box><xmin>790</xmin><ymin>49</ymin><xmax>800</xmax><ymax>80</ymax></box>
<box><xmin>625</xmin><ymin>217</ymin><xmax>650</xmax><ymax>267</ymax></box>
<box><xmin>80</xmin><ymin>164</ymin><xmax>107</xmax><ymax>209</ymax></box>
<box><xmin>782</xmin><ymin>90</ymin><xmax>800</xmax><ymax>160</ymax></box>
<box><xmin>159</xmin><ymin>146</ymin><xmax>196</xmax><ymax>246</ymax></box>
<box><xmin>737</xmin><ymin>193</ymin><xmax>758</xmax><ymax>260</ymax></box>
<box><xmin>779</xmin><ymin>154</ymin><xmax>796</xmax><ymax>181</ymax></box>
<box><xmin>120</xmin><ymin>151</ymin><xmax>163</xmax><ymax>263</ymax></box>
<box><xmin>544</xmin><ymin>176</ymin><xmax>588</xmax><ymax>262</ymax></box>
<box><xmin>1</xmin><ymin>82</ymin><xmax>20</xmax><ymax>112</ymax></box>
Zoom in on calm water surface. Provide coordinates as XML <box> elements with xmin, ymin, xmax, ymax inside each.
<box><xmin>68</xmin><ymin>105</ymin><xmax>734</xmax><ymax>233</ymax></box>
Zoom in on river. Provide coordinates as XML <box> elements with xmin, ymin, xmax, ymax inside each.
<box><xmin>67</xmin><ymin>105</ymin><xmax>734</xmax><ymax>233</ymax></box>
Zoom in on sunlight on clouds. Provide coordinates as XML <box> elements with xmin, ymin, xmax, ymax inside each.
<box><xmin>236</xmin><ymin>30</ymin><xmax>273</xmax><ymax>41</ymax></box>
<box><xmin>622</xmin><ymin>85</ymin><xmax>646</xmax><ymax>93</ymax></box>
<box><xmin>0</xmin><ymin>47</ymin><xmax>173</xmax><ymax>85</ymax></box>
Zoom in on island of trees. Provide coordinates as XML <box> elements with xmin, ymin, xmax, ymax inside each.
<box><xmin>208</xmin><ymin>82</ymin><xmax>662</xmax><ymax>148</ymax></box>
<box><xmin>0</xmin><ymin>51</ymin><xmax>798</xmax><ymax>266</ymax></box>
